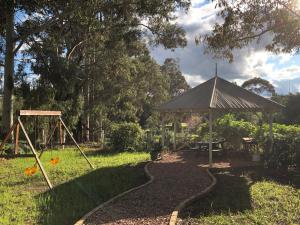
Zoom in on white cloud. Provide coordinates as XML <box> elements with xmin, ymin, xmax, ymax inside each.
<box><xmin>183</xmin><ymin>73</ymin><xmax>205</xmax><ymax>87</ymax></box>
<box><xmin>150</xmin><ymin>1</ymin><xmax>300</xmax><ymax>94</ymax></box>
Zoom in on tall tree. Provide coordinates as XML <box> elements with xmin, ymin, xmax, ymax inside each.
<box><xmin>0</xmin><ymin>0</ymin><xmax>70</xmax><ymax>134</ymax></box>
<box><xmin>160</xmin><ymin>58</ymin><xmax>189</xmax><ymax>96</ymax></box>
<box><xmin>199</xmin><ymin>0</ymin><xmax>300</xmax><ymax>62</ymax></box>
<box><xmin>242</xmin><ymin>77</ymin><xmax>276</xmax><ymax>97</ymax></box>
<box><xmin>0</xmin><ymin>0</ymin><xmax>191</xmax><ymax>135</ymax></box>
<box><xmin>284</xmin><ymin>94</ymin><xmax>300</xmax><ymax>124</ymax></box>
<box><xmin>2</xmin><ymin>1</ymin><xmax>14</xmax><ymax>134</ymax></box>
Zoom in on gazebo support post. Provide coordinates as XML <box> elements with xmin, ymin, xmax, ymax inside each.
<box><xmin>173</xmin><ymin>116</ymin><xmax>176</xmax><ymax>151</ymax></box>
<box><xmin>209</xmin><ymin>109</ymin><xmax>213</xmax><ymax>167</ymax></box>
<box><xmin>161</xmin><ymin>115</ymin><xmax>165</xmax><ymax>147</ymax></box>
<box><xmin>269</xmin><ymin>112</ymin><xmax>274</xmax><ymax>153</ymax></box>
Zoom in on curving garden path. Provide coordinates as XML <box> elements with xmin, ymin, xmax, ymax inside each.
<box><xmin>81</xmin><ymin>150</ymin><xmax>213</xmax><ymax>225</ymax></box>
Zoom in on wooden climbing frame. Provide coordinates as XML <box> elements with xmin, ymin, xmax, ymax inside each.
<box><xmin>0</xmin><ymin>110</ymin><xmax>94</xmax><ymax>190</ymax></box>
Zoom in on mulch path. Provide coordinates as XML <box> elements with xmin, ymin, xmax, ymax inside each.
<box><xmin>84</xmin><ymin>150</ymin><xmax>213</xmax><ymax>225</ymax></box>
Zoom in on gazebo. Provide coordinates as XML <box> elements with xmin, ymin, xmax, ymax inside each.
<box><xmin>158</xmin><ymin>75</ymin><xmax>284</xmax><ymax>167</ymax></box>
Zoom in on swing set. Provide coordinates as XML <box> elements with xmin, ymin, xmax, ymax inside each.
<box><xmin>0</xmin><ymin>110</ymin><xmax>94</xmax><ymax>190</ymax></box>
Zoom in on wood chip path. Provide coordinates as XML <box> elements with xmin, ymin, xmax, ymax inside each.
<box><xmin>84</xmin><ymin>150</ymin><xmax>212</xmax><ymax>225</ymax></box>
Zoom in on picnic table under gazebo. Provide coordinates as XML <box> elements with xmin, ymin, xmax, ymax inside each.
<box><xmin>158</xmin><ymin>75</ymin><xmax>284</xmax><ymax>167</ymax></box>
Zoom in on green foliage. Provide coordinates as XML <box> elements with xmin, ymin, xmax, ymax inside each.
<box><xmin>160</xmin><ymin>58</ymin><xmax>190</xmax><ymax>97</ymax></box>
<box><xmin>282</xmin><ymin>93</ymin><xmax>300</xmax><ymax>124</ymax></box>
<box><xmin>111</xmin><ymin>122</ymin><xmax>143</xmax><ymax>152</ymax></box>
<box><xmin>208</xmin><ymin>114</ymin><xmax>300</xmax><ymax>167</ymax></box>
<box><xmin>262</xmin><ymin>123</ymin><xmax>300</xmax><ymax>168</ymax></box>
<box><xmin>242</xmin><ymin>77</ymin><xmax>275</xmax><ymax>97</ymax></box>
<box><xmin>201</xmin><ymin>0</ymin><xmax>300</xmax><ymax>62</ymax></box>
<box><xmin>1</xmin><ymin>0</ymin><xmax>191</xmax><ymax>139</ymax></box>
<box><xmin>216</xmin><ymin>114</ymin><xmax>256</xmax><ymax>150</ymax></box>
<box><xmin>267</xmin><ymin>140</ymin><xmax>300</xmax><ymax>169</ymax></box>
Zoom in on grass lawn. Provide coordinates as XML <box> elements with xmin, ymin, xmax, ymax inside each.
<box><xmin>0</xmin><ymin>148</ymin><xmax>150</xmax><ymax>225</ymax></box>
<box><xmin>180</xmin><ymin>167</ymin><xmax>300</xmax><ymax>225</ymax></box>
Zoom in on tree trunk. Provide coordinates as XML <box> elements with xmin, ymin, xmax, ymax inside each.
<box><xmin>83</xmin><ymin>68</ymin><xmax>90</xmax><ymax>142</ymax></box>
<box><xmin>2</xmin><ymin>4</ymin><xmax>15</xmax><ymax>135</ymax></box>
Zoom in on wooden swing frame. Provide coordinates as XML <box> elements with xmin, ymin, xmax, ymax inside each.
<box><xmin>0</xmin><ymin>110</ymin><xmax>94</xmax><ymax>190</ymax></box>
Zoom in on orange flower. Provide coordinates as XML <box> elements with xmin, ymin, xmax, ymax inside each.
<box><xmin>25</xmin><ymin>167</ymin><xmax>32</xmax><ymax>176</ymax></box>
<box><xmin>50</xmin><ymin>157</ymin><xmax>59</xmax><ymax>165</ymax></box>
<box><xmin>25</xmin><ymin>166</ymin><xmax>38</xmax><ymax>176</ymax></box>
<box><xmin>31</xmin><ymin>166</ymin><xmax>38</xmax><ymax>174</ymax></box>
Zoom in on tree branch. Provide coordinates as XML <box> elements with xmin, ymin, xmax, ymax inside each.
<box><xmin>13</xmin><ymin>40</ymin><xmax>24</xmax><ymax>54</ymax></box>
<box><xmin>236</xmin><ymin>28</ymin><xmax>271</xmax><ymax>42</ymax></box>
<box><xmin>67</xmin><ymin>39</ymin><xmax>87</xmax><ymax>62</ymax></box>
<box><xmin>137</xmin><ymin>23</ymin><xmax>166</xmax><ymax>37</ymax></box>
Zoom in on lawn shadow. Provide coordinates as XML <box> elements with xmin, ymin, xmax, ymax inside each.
<box><xmin>180</xmin><ymin>164</ymin><xmax>299</xmax><ymax>223</ymax></box>
<box><xmin>180</xmin><ymin>168</ymin><xmax>253</xmax><ymax>220</ymax></box>
<box><xmin>245</xmin><ymin>167</ymin><xmax>300</xmax><ymax>189</ymax></box>
<box><xmin>35</xmin><ymin>162</ymin><xmax>148</xmax><ymax>225</ymax></box>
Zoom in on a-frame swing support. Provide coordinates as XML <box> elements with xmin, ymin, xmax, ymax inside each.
<box><xmin>0</xmin><ymin>110</ymin><xmax>94</xmax><ymax>190</ymax></box>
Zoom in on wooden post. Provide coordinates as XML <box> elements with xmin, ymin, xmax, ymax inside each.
<box><xmin>42</xmin><ymin>129</ymin><xmax>46</xmax><ymax>145</ymax></box>
<box><xmin>59</xmin><ymin>120</ymin><xmax>64</xmax><ymax>149</ymax></box>
<box><xmin>161</xmin><ymin>115</ymin><xmax>165</xmax><ymax>147</ymax></box>
<box><xmin>18</xmin><ymin>117</ymin><xmax>53</xmax><ymax>189</ymax></box>
<box><xmin>62</xmin><ymin>129</ymin><xmax>65</xmax><ymax>150</ymax></box>
<box><xmin>269</xmin><ymin>113</ymin><xmax>273</xmax><ymax>153</ymax></box>
<box><xmin>100</xmin><ymin>129</ymin><xmax>104</xmax><ymax>149</ymax></box>
<box><xmin>173</xmin><ymin>116</ymin><xmax>176</xmax><ymax>151</ymax></box>
<box><xmin>209</xmin><ymin>109</ymin><xmax>213</xmax><ymax>167</ymax></box>
<box><xmin>14</xmin><ymin>123</ymin><xmax>20</xmax><ymax>154</ymax></box>
<box><xmin>59</xmin><ymin>117</ymin><xmax>94</xmax><ymax>169</ymax></box>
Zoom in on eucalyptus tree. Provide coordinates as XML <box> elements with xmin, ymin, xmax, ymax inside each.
<box><xmin>160</xmin><ymin>58</ymin><xmax>190</xmax><ymax>97</ymax></box>
<box><xmin>0</xmin><ymin>0</ymin><xmax>191</xmax><ymax>137</ymax></box>
<box><xmin>242</xmin><ymin>77</ymin><xmax>276</xmax><ymax>97</ymax></box>
<box><xmin>199</xmin><ymin>0</ymin><xmax>300</xmax><ymax>62</ymax></box>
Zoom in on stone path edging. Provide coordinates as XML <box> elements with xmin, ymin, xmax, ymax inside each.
<box><xmin>168</xmin><ymin>168</ymin><xmax>217</xmax><ymax>225</ymax></box>
<box><xmin>74</xmin><ymin>161</ymin><xmax>154</xmax><ymax>225</ymax></box>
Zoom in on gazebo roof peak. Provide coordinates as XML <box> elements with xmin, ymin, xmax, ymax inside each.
<box><xmin>215</xmin><ymin>63</ymin><xmax>218</xmax><ymax>77</ymax></box>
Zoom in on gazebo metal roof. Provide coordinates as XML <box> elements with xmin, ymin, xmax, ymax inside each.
<box><xmin>159</xmin><ymin>76</ymin><xmax>284</xmax><ymax>113</ymax></box>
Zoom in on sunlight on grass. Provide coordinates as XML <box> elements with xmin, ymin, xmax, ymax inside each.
<box><xmin>0</xmin><ymin>148</ymin><xmax>150</xmax><ymax>225</ymax></box>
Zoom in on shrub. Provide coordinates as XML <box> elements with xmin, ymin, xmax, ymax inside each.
<box><xmin>111</xmin><ymin>122</ymin><xmax>143</xmax><ymax>152</ymax></box>
<box><xmin>212</xmin><ymin>114</ymin><xmax>300</xmax><ymax>168</ymax></box>
<box><xmin>261</xmin><ymin>124</ymin><xmax>300</xmax><ymax>169</ymax></box>
<box><xmin>215</xmin><ymin>114</ymin><xmax>256</xmax><ymax>150</ymax></box>
<box><xmin>266</xmin><ymin>139</ymin><xmax>300</xmax><ymax>169</ymax></box>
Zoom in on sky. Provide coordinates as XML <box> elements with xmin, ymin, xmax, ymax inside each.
<box><xmin>150</xmin><ymin>0</ymin><xmax>300</xmax><ymax>94</ymax></box>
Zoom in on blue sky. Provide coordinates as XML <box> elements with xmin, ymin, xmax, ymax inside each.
<box><xmin>150</xmin><ymin>0</ymin><xmax>300</xmax><ymax>94</ymax></box>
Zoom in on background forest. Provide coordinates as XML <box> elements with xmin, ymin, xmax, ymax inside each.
<box><xmin>0</xmin><ymin>0</ymin><xmax>190</xmax><ymax>142</ymax></box>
